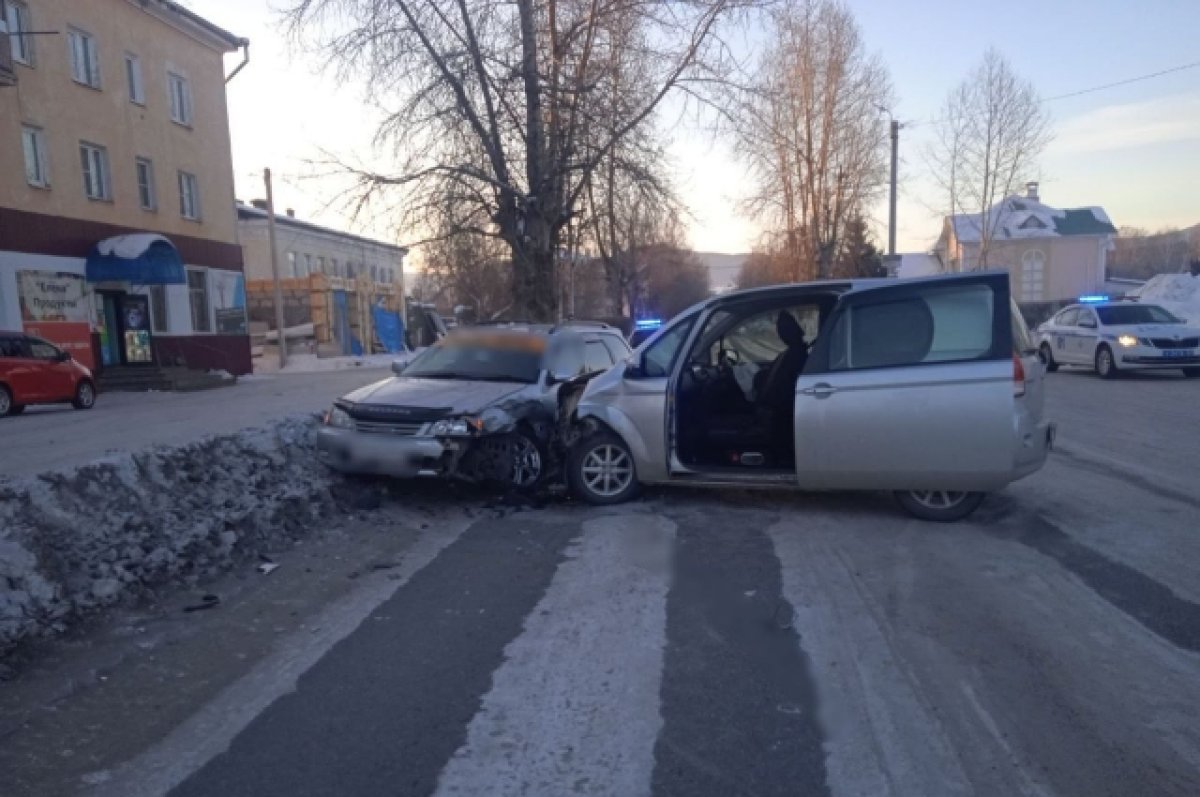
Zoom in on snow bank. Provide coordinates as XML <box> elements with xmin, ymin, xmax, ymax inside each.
<box><xmin>0</xmin><ymin>418</ymin><xmax>343</xmax><ymax>654</ymax></box>
<box><xmin>1133</xmin><ymin>274</ymin><xmax>1200</xmax><ymax>323</ymax></box>
<box><xmin>95</xmin><ymin>234</ymin><xmax>172</xmax><ymax>260</ymax></box>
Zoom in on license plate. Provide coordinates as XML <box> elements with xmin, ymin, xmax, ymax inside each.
<box><xmin>1163</xmin><ymin>349</ymin><xmax>1195</xmax><ymax>358</ymax></box>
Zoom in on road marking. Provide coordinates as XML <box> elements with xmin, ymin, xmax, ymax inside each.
<box><xmin>434</xmin><ymin>513</ymin><xmax>675</xmax><ymax>797</ymax></box>
<box><xmin>85</xmin><ymin>519</ymin><xmax>472</xmax><ymax>797</ymax></box>
<box><xmin>768</xmin><ymin>518</ymin><xmax>973</xmax><ymax>797</ymax></box>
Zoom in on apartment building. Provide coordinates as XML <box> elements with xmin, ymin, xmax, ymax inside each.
<box><xmin>0</xmin><ymin>0</ymin><xmax>251</xmax><ymax>374</ymax></box>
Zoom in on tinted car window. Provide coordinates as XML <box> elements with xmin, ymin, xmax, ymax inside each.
<box><xmin>642</xmin><ymin>314</ymin><xmax>697</xmax><ymax>378</ymax></box>
<box><xmin>1096</xmin><ymin>304</ymin><xmax>1182</xmax><ymax>325</ymax></box>
<box><xmin>584</xmin><ymin>340</ymin><xmax>613</xmax><ymax>373</ymax></box>
<box><xmin>0</xmin><ymin>338</ymin><xmax>25</xmax><ymax>358</ymax></box>
<box><xmin>403</xmin><ymin>331</ymin><xmax>543</xmax><ymax>383</ymax></box>
<box><xmin>28</xmin><ymin>338</ymin><xmax>61</xmax><ymax>360</ymax></box>
<box><xmin>829</xmin><ymin>283</ymin><xmax>996</xmax><ymax>370</ymax></box>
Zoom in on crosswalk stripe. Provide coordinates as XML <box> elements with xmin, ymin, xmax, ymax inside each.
<box><xmin>434</xmin><ymin>513</ymin><xmax>676</xmax><ymax>797</ymax></box>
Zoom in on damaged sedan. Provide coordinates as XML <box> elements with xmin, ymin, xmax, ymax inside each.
<box><xmin>317</xmin><ymin>323</ymin><xmax>631</xmax><ymax>487</ymax></box>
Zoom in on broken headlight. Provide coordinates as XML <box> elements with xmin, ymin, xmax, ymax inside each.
<box><xmin>430</xmin><ymin>418</ymin><xmax>479</xmax><ymax>437</ymax></box>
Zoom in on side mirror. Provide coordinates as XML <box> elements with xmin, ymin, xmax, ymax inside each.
<box><xmin>55</xmin><ymin>350</ymin><xmax>71</xmax><ymax>362</ymax></box>
<box><xmin>1079</xmin><ymin>319</ymin><xmax>1097</xmax><ymax>329</ymax></box>
<box><xmin>391</xmin><ymin>360</ymin><xmax>406</xmax><ymax>375</ymax></box>
<box><xmin>547</xmin><ymin>367</ymin><xmax>577</xmax><ymax>385</ymax></box>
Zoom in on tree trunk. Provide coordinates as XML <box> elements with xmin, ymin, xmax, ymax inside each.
<box><xmin>510</xmin><ymin>229</ymin><xmax>557</xmax><ymax>322</ymax></box>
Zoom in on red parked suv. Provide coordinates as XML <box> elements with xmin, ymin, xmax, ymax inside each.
<box><xmin>0</xmin><ymin>331</ymin><xmax>97</xmax><ymax>417</ymax></box>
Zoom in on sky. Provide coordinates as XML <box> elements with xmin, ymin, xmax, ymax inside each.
<box><xmin>197</xmin><ymin>0</ymin><xmax>1200</xmax><ymax>261</ymax></box>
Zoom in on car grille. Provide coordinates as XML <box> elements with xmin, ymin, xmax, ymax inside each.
<box><xmin>1150</xmin><ymin>337</ymin><xmax>1200</xmax><ymax>349</ymax></box>
<box><xmin>354</xmin><ymin>420</ymin><xmax>426</xmax><ymax>436</ymax></box>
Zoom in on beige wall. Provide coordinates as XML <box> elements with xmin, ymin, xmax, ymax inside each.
<box><xmin>0</xmin><ymin>0</ymin><xmax>238</xmax><ymax>244</ymax></box>
<box><xmin>239</xmin><ymin>217</ymin><xmax>407</xmax><ymax>294</ymax></box>
<box><xmin>984</xmin><ymin>237</ymin><xmax>1107</xmax><ymax>302</ymax></box>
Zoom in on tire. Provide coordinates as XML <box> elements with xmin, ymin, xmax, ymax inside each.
<box><xmin>1183</xmin><ymin>368</ymin><xmax>1200</xmax><ymax>379</ymax></box>
<box><xmin>0</xmin><ymin>385</ymin><xmax>13</xmax><ymax>417</ymax></box>
<box><xmin>472</xmin><ymin>428</ymin><xmax>545</xmax><ymax>490</ymax></box>
<box><xmin>570</xmin><ymin>430</ymin><xmax>640</xmax><ymax>506</ymax></box>
<box><xmin>72</xmin><ymin>380</ymin><xmax>97</xmax><ymax>410</ymax></box>
<box><xmin>1095</xmin><ymin>345</ymin><xmax>1119</xmax><ymax>379</ymax></box>
<box><xmin>1038</xmin><ymin>343</ymin><xmax>1059</xmax><ymax>372</ymax></box>
<box><xmin>894</xmin><ymin>490</ymin><xmax>986</xmax><ymax>522</ymax></box>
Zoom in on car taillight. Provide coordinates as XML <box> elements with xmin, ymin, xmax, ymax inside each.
<box><xmin>1013</xmin><ymin>352</ymin><xmax>1026</xmax><ymax>397</ymax></box>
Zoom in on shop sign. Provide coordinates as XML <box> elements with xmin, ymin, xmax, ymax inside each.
<box><xmin>18</xmin><ymin>270</ymin><xmax>96</xmax><ymax>369</ymax></box>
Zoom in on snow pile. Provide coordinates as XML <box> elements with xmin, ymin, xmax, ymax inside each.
<box><xmin>0</xmin><ymin>418</ymin><xmax>342</xmax><ymax>654</ymax></box>
<box><xmin>253</xmin><ymin>352</ymin><xmax>404</xmax><ymax>375</ymax></box>
<box><xmin>95</xmin><ymin>233</ymin><xmax>172</xmax><ymax>260</ymax></box>
<box><xmin>1133</xmin><ymin>274</ymin><xmax>1200</xmax><ymax>323</ymax></box>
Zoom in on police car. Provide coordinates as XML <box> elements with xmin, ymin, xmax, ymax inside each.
<box><xmin>1036</xmin><ymin>296</ymin><xmax>1200</xmax><ymax>379</ymax></box>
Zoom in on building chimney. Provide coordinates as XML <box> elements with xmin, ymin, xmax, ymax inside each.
<box><xmin>251</xmin><ymin>198</ymin><xmax>268</xmax><ymax>210</ymax></box>
<box><xmin>1026</xmin><ymin>181</ymin><xmax>1040</xmax><ymax>201</ymax></box>
<box><xmin>286</xmin><ymin>208</ymin><xmax>295</xmax><ymax>218</ymax></box>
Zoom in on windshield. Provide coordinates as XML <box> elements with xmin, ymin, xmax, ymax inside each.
<box><xmin>1096</xmin><ymin>304</ymin><xmax>1182</xmax><ymax>325</ymax></box>
<box><xmin>402</xmin><ymin>330</ymin><xmax>545</xmax><ymax>383</ymax></box>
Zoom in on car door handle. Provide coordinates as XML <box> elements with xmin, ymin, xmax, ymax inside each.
<box><xmin>801</xmin><ymin>383</ymin><xmax>837</xmax><ymax>398</ymax></box>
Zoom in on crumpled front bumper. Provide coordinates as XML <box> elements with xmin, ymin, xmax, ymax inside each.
<box><xmin>316</xmin><ymin>427</ymin><xmax>453</xmax><ymax>478</ymax></box>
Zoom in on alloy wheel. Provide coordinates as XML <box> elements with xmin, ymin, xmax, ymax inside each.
<box><xmin>77</xmin><ymin>383</ymin><xmax>95</xmax><ymax>408</ymax></box>
<box><xmin>907</xmin><ymin>490</ymin><xmax>969</xmax><ymax>510</ymax></box>
<box><xmin>0</xmin><ymin>389</ymin><xmax>10</xmax><ymax>416</ymax></box>
<box><xmin>508</xmin><ymin>434</ymin><xmax>543</xmax><ymax>487</ymax></box>
<box><xmin>580</xmin><ymin>444</ymin><xmax>634</xmax><ymax>498</ymax></box>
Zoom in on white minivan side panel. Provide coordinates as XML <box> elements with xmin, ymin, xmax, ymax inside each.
<box><xmin>793</xmin><ymin>360</ymin><xmax>1016</xmax><ymax>491</ymax></box>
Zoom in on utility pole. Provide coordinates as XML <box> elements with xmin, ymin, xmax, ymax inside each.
<box><xmin>888</xmin><ymin>118</ymin><xmax>899</xmax><ymax>257</ymax></box>
<box><xmin>264</xmin><ymin>168</ymin><xmax>287</xmax><ymax>368</ymax></box>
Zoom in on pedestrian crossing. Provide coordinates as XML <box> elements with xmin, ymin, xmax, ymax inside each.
<box><xmin>82</xmin><ymin>500</ymin><xmax>1200</xmax><ymax>797</ymax></box>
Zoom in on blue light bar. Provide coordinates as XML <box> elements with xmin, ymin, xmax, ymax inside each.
<box><xmin>634</xmin><ymin>318</ymin><xmax>663</xmax><ymax>330</ymax></box>
<box><xmin>1078</xmin><ymin>295</ymin><xmax>1109</xmax><ymax>303</ymax></box>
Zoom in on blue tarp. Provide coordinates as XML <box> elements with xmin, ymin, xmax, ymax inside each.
<box><xmin>371</xmin><ymin>306</ymin><xmax>406</xmax><ymax>353</ymax></box>
<box><xmin>85</xmin><ymin>235</ymin><xmax>186</xmax><ymax>285</ymax></box>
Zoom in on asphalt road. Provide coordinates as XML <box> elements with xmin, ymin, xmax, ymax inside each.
<box><xmin>3</xmin><ymin>369</ymin><xmax>1199</xmax><ymax>796</ymax></box>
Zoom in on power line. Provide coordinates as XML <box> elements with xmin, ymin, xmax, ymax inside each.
<box><xmin>906</xmin><ymin>59</ymin><xmax>1200</xmax><ymax>129</ymax></box>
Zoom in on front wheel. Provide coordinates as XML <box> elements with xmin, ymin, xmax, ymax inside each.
<box><xmin>0</xmin><ymin>385</ymin><xmax>14</xmax><ymax>417</ymax></box>
<box><xmin>1095</xmin><ymin>345</ymin><xmax>1119</xmax><ymax>379</ymax></box>
<box><xmin>1039</xmin><ymin>343</ymin><xmax>1059</xmax><ymax>372</ymax></box>
<box><xmin>894</xmin><ymin>490</ymin><xmax>986</xmax><ymax>522</ymax></box>
<box><xmin>570</xmin><ymin>431</ymin><xmax>639</xmax><ymax>506</ymax></box>
<box><xmin>72</xmin><ymin>380</ymin><xmax>97</xmax><ymax>410</ymax></box>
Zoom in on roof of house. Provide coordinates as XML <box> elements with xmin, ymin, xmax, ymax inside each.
<box><xmin>153</xmin><ymin>1</ymin><xmax>246</xmax><ymax>50</ymax></box>
<box><xmin>236</xmin><ymin>204</ymin><xmax>409</xmax><ymax>256</ymax></box>
<box><xmin>949</xmin><ymin>196</ymin><xmax>1115</xmax><ymax>244</ymax></box>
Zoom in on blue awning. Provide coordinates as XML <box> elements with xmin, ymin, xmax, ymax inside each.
<box><xmin>86</xmin><ymin>234</ymin><xmax>186</xmax><ymax>285</ymax></box>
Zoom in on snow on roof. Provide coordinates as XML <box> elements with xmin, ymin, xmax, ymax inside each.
<box><xmin>950</xmin><ymin>196</ymin><xmax>1114</xmax><ymax>243</ymax></box>
<box><xmin>95</xmin><ymin>234</ymin><xmax>175</xmax><ymax>260</ymax></box>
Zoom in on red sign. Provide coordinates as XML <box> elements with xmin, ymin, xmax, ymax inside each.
<box><xmin>24</xmin><ymin>322</ymin><xmax>96</xmax><ymax>370</ymax></box>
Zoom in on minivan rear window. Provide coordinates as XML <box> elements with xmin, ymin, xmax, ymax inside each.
<box><xmin>829</xmin><ymin>283</ymin><xmax>996</xmax><ymax>370</ymax></box>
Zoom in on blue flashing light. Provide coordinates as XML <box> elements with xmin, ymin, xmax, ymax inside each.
<box><xmin>1078</xmin><ymin>295</ymin><xmax>1109</xmax><ymax>303</ymax></box>
<box><xmin>634</xmin><ymin>318</ymin><xmax>663</xmax><ymax>330</ymax></box>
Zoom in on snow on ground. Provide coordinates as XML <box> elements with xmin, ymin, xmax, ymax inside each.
<box><xmin>1131</xmin><ymin>273</ymin><xmax>1200</xmax><ymax>323</ymax></box>
<box><xmin>253</xmin><ymin>352</ymin><xmax>411</xmax><ymax>375</ymax></box>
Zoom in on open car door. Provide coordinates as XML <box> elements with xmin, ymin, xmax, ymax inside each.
<box><xmin>793</xmin><ymin>272</ymin><xmax>1018</xmax><ymax>492</ymax></box>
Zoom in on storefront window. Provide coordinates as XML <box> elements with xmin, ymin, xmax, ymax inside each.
<box><xmin>187</xmin><ymin>269</ymin><xmax>210</xmax><ymax>332</ymax></box>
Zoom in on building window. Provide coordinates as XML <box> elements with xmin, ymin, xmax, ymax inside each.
<box><xmin>5</xmin><ymin>1</ymin><xmax>33</xmax><ymax>66</ymax></box>
<box><xmin>125</xmin><ymin>53</ymin><xmax>144</xmax><ymax>104</ymax></box>
<box><xmin>149</xmin><ymin>285</ymin><xmax>168</xmax><ymax>332</ymax></box>
<box><xmin>135</xmin><ymin>157</ymin><xmax>156</xmax><ymax>210</ymax></box>
<box><xmin>21</xmin><ymin>125</ymin><xmax>48</xmax><ymax>187</ymax></box>
<box><xmin>304</xmin><ymin>254</ymin><xmax>313</xmax><ymax>276</ymax></box>
<box><xmin>68</xmin><ymin>29</ymin><xmax>101</xmax><ymax>88</ymax></box>
<box><xmin>286</xmin><ymin>252</ymin><xmax>297</xmax><ymax>277</ymax></box>
<box><xmin>79</xmin><ymin>142</ymin><xmax>111</xmax><ymax>200</ymax></box>
<box><xmin>1020</xmin><ymin>249</ymin><xmax>1046</xmax><ymax>302</ymax></box>
<box><xmin>178</xmin><ymin>171</ymin><xmax>200</xmax><ymax>219</ymax></box>
<box><xmin>317</xmin><ymin>256</ymin><xmax>327</xmax><ymax>274</ymax></box>
<box><xmin>331</xmin><ymin>258</ymin><xmax>339</xmax><ymax>277</ymax></box>
<box><xmin>168</xmin><ymin>71</ymin><xmax>192</xmax><ymax>125</ymax></box>
<box><xmin>187</xmin><ymin>269</ymin><xmax>211</xmax><ymax>332</ymax></box>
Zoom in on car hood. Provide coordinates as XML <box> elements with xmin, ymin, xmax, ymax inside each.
<box><xmin>340</xmin><ymin>376</ymin><xmax>530</xmax><ymax>414</ymax></box>
<box><xmin>1107</xmin><ymin>323</ymin><xmax>1200</xmax><ymax>338</ymax></box>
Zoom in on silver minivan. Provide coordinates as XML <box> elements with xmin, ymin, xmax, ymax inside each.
<box><xmin>567</xmin><ymin>271</ymin><xmax>1054</xmax><ymax>521</ymax></box>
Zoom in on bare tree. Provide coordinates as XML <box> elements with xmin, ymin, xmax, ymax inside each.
<box><xmin>731</xmin><ymin>0</ymin><xmax>892</xmax><ymax>280</ymax></box>
<box><xmin>932</xmin><ymin>49</ymin><xmax>1050</xmax><ymax>269</ymax></box>
<box><xmin>286</xmin><ymin>0</ymin><xmax>753</xmax><ymax>321</ymax></box>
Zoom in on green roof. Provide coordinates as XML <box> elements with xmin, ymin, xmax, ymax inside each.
<box><xmin>1053</xmin><ymin>209</ymin><xmax>1117</xmax><ymax>237</ymax></box>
